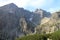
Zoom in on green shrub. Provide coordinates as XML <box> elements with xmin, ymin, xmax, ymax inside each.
<box><xmin>16</xmin><ymin>30</ymin><xmax>60</xmax><ymax>40</ymax></box>
<box><xmin>50</xmin><ymin>30</ymin><xmax>60</xmax><ymax>40</ymax></box>
<box><xmin>16</xmin><ymin>34</ymin><xmax>49</xmax><ymax>40</ymax></box>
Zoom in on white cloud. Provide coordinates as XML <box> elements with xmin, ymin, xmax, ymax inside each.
<box><xmin>0</xmin><ymin>0</ymin><xmax>12</xmax><ymax>6</ymax></box>
<box><xmin>12</xmin><ymin>0</ymin><xmax>30</xmax><ymax>7</ymax></box>
<box><xmin>0</xmin><ymin>0</ymin><xmax>55</xmax><ymax>12</ymax></box>
<box><xmin>0</xmin><ymin>0</ymin><xmax>30</xmax><ymax>7</ymax></box>
<box><xmin>48</xmin><ymin>7</ymin><xmax>60</xmax><ymax>13</ymax></box>
<box><xmin>0</xmin><ymin>0</ymin><xmax>54</xmax><ymax>7</ymax></box>
<box><xmin>29</xmin><ymin>0</ymin><xmax>46</xmax><ymax>8</ymax></box>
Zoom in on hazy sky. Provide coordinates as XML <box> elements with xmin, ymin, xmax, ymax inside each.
<box><xmin>0</xmin><ymin>0</ymin><xmax>60</xmax><ymax>12</ymax></box>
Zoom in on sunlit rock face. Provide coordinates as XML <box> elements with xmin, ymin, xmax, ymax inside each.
<box><xmin>51</xmin><ymin>11</ymin><xmax>60</xmax><ymax>29</ymax></box>
<box><xmin>35</xmin><ymin>11</ymin><xmax>60</xmax><ymax>34</ymax></box>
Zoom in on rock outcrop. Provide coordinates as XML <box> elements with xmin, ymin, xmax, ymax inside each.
<box><xmin>34</xmin><ymin>9</ymin><xmax>51</xmax><ymax>24</ymax></box>
<box><xmin>35</xmin><ymin>11</ymin><xmax>60</xmax><ymax>34</ymax></box>
<box><xmin>0</xmin><ymin>3</ymin><xmax>41</xmax><ymax>40</ymax></box>
<box><xmin>0</xmin><ymin>3</ymin><xmax>51</xmax><ymax>40</ymax></box>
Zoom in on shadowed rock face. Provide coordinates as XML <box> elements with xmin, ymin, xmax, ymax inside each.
<box><xmin>35</xmin><ymin>9</ymin><xmax>51</xmax><ymax>18</ymax></box>
<box><xmin>0</xmin><ymin>3</ymin><xmax>51</xmax><ymax>40</ymax></box>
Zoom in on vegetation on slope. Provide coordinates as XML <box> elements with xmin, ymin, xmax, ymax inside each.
<box><xmin>16</xmin><ymin>30</ymin><xmax>60</xmax><ymax>40</ymax></box>
<box><xmin>16</xmin><ymin>34</ymin><xmax>50</xmax><ymax>40</ymax></box>
<box><xmin>50</xmin><ymin>30</ymin><xmax>60</xmax><ymax>40</ymax></box>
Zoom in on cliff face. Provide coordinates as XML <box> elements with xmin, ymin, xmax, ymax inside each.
<box><xmin>0</xmin><ymin>3</ymin><xmax>51</xmax><ymax>40</ymax></box>
<box><xmin>0</xmin><ymin>3</ymin><xmax>41</xmax><ymax>40</ymax></box>
<box><xmin>34</xmin><ymin>9</ymin><xmax>51</xmax><ymax>24</ymax></box>
<box><xmin>35</xmin><ymin>11</ymin><xmax>60</xmax><ymax>34</ymax></box>
<box><xmin>35</xmin><ymin>9</ymin><xmax>51</xmax><ymax>18</ymax></box>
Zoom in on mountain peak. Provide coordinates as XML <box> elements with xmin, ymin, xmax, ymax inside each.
<box><xmin>0</xmin><ymin>3</ymin><xmax>18</xmax><ymax>9</ymax></box>
<box><xmin>8</xmin><ymin>3</ymin><xmax>15</xmax><ymax>5</ymax></box>
<box><xmin>0</xmin><ymin>3</ymin><xmax>18</xmax><ymax>13</ymax></box>
<box><xmin>35</xmin><ymin>9</ymin><xmax>46</xmax><ymax>12</ymax></box>
<box><xmin>6</xmin><ymin>3</ymin><xmax>17</xmax><ymax>7</ymax></box>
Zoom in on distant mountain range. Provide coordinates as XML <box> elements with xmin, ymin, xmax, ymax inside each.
<box><xmin>0</xmin><ymin>3</ymin><xmax>52</xmax><ymax>40</ymax></box>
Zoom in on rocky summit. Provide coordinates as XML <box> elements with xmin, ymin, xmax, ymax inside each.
<box><xmin>0</xmin><ymin>3</ymin><xmax>51</xmax><ymax>40</ymax></box>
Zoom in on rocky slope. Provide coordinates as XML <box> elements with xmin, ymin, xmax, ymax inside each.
<box><xmin>35</xmin><ymin>11</ymin><xmax>60</xmax><ymax>34</ymax></box>
<box><xmin>0</xmin><ymin>3</ymin><xmax>51</xmax><ymax>40</ymax></box>
<box><xmin>34</xmin><ymin>9</ymin><xmax>51</xmax><ymax>24</ymax></box>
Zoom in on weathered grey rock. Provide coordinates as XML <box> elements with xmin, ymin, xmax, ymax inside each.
<box><xmin>0</xmin><ymin>3</ymin><xmax>41</xmax><ymax>40</ymax></box>
<box><xmin>0</xmin><ymin>3</ymin><xmax>51</xmax><ymax>40</ymax></box>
